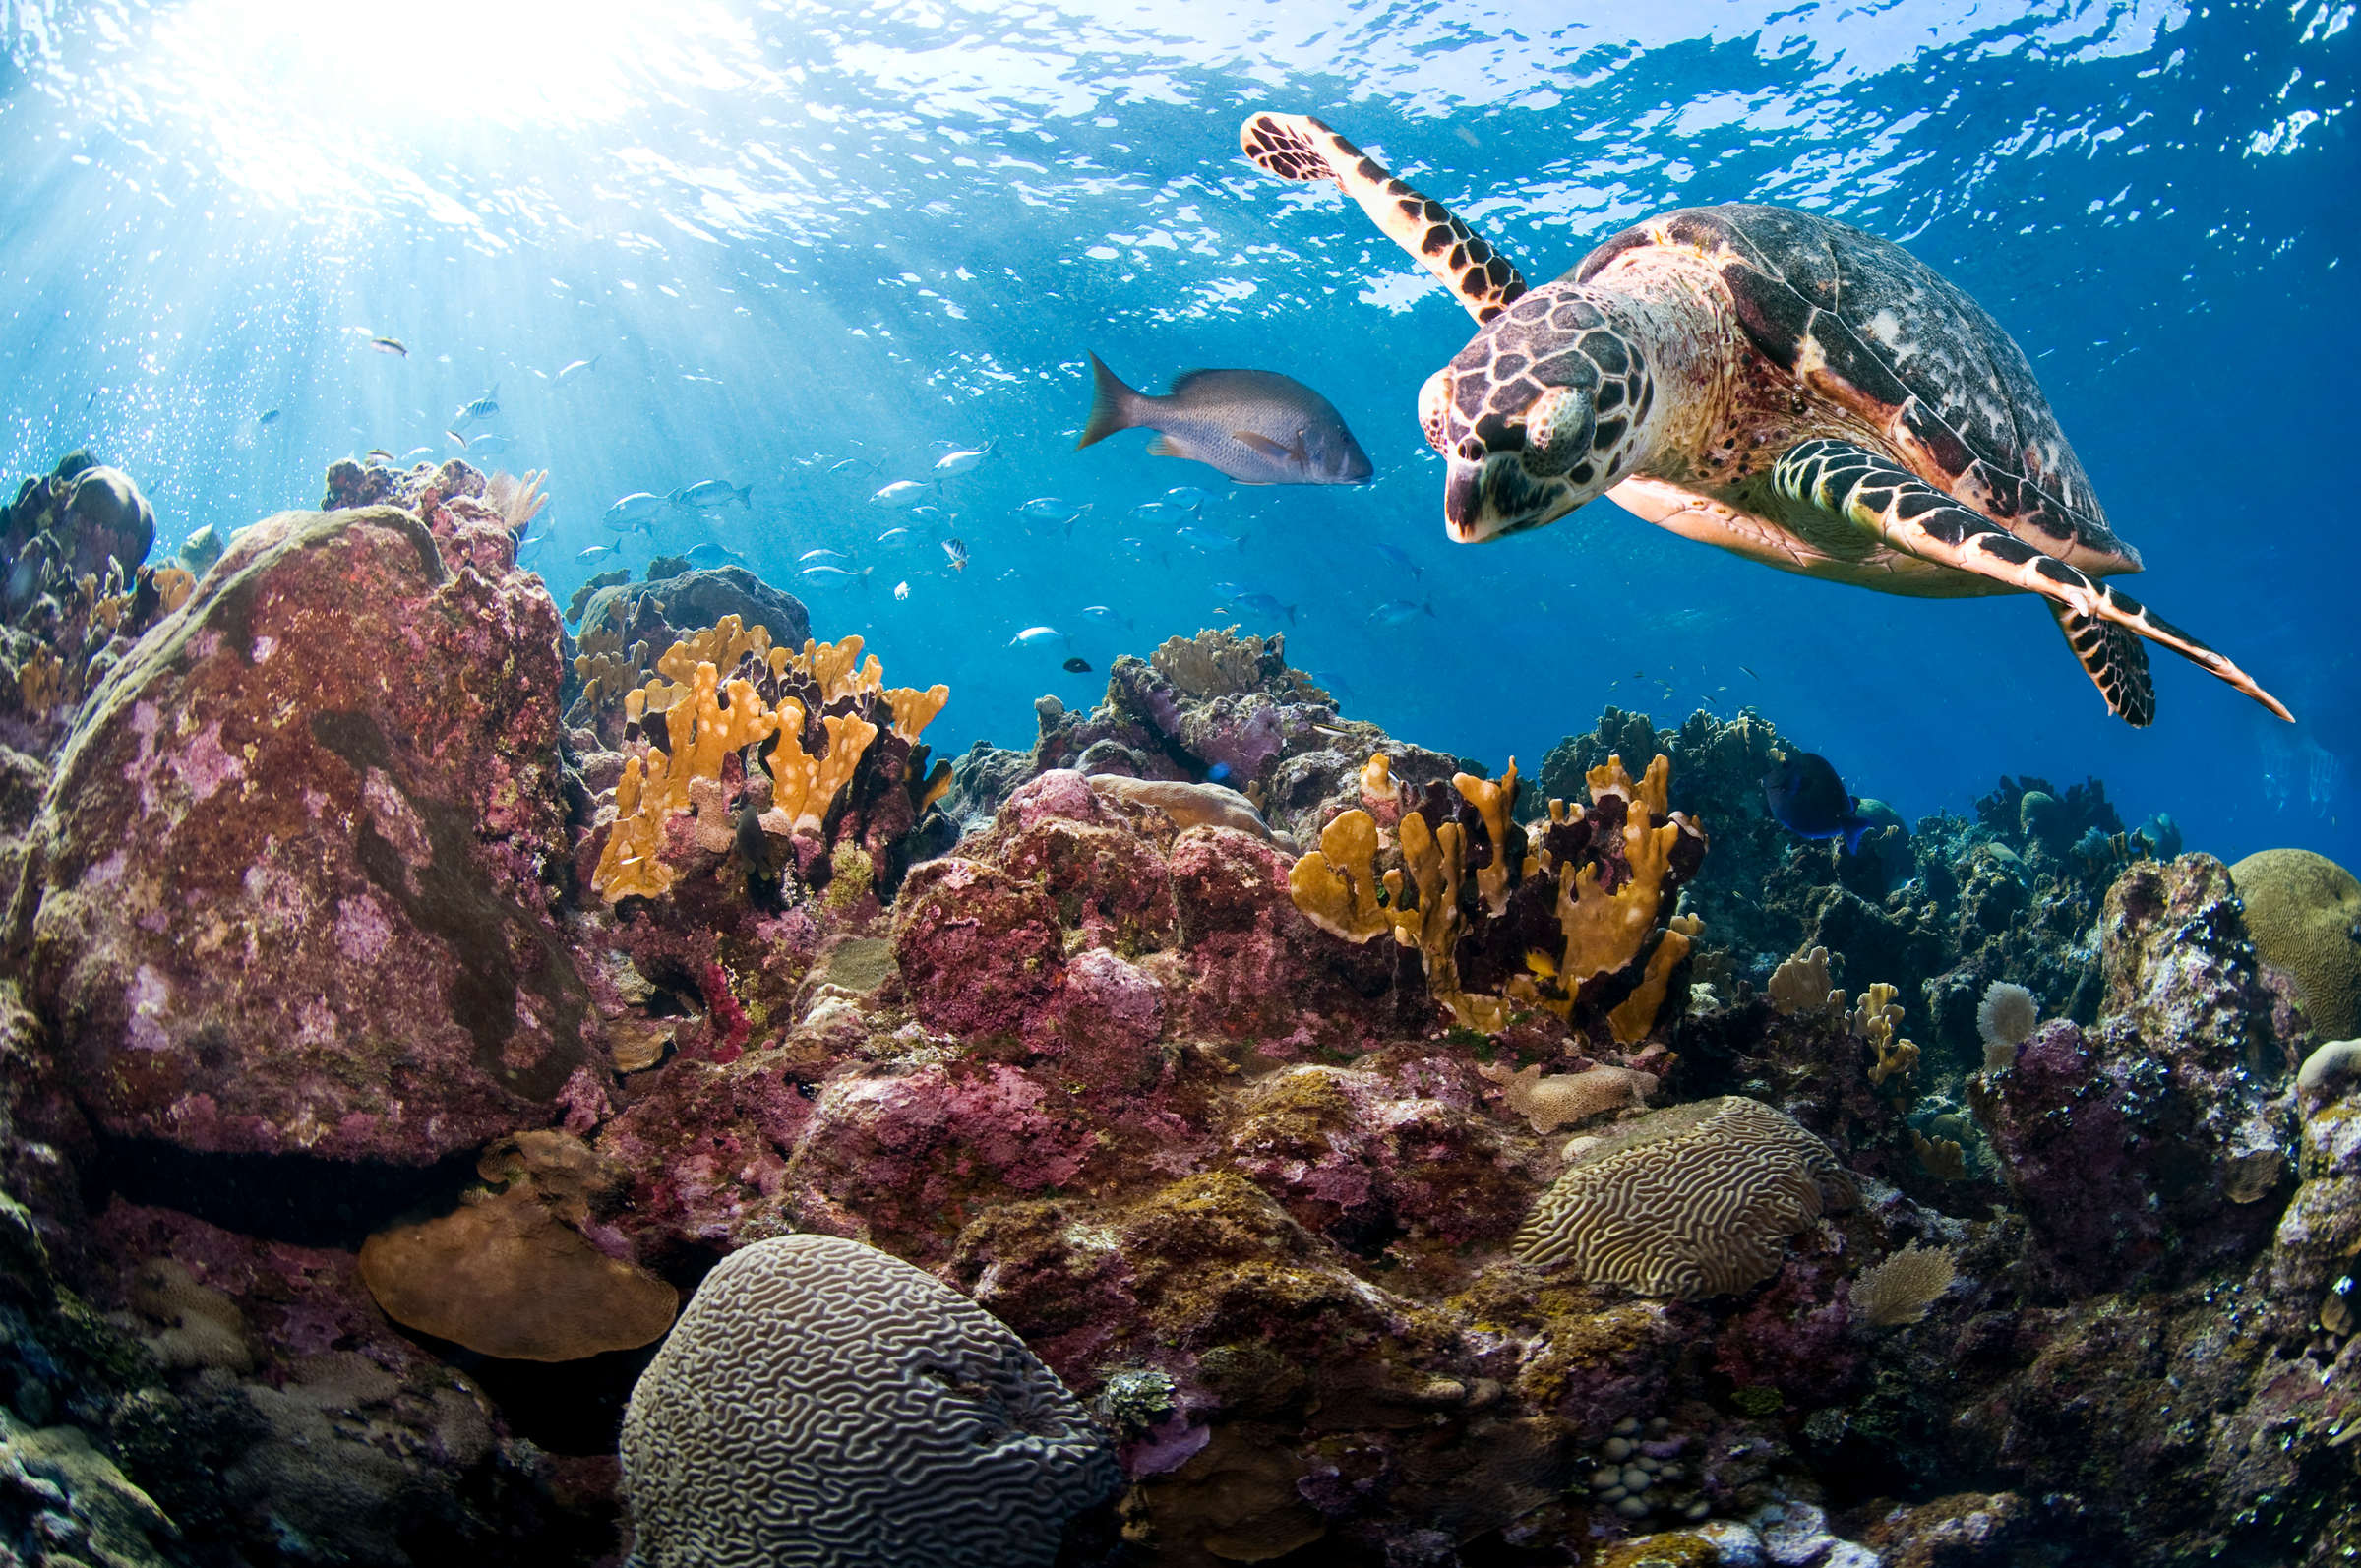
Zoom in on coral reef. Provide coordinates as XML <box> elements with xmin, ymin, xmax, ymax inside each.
<box><xmin>0</xmin><ymin>452</ymin><xmax>2351</xmax><ymax>1567</ymax></box>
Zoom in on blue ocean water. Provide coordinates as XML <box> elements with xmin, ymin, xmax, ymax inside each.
<box><xmin>1</xmin><ymin>0</ymin><xmax>2352</xmax><ymax>867</ymax></box>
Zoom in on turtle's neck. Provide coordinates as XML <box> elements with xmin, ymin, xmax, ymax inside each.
<box><xmin>1558</xmin><ymin>249</ymin><xmax>1747</xmax><ymax>488</ymax></box>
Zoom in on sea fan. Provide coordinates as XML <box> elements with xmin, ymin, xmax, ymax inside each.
<box><xmin>1975</xmin><ymin>980</ymin><xmax>2039</xmax><ymax>1071</ymax></box>
<box><xmin>1850</xmin><ymin>1241</ymin><xmax>1958</xmax><ymax>1328</ymax></box>
<box><xmin>486</xmin><ymin>468</ymin><xmax>549</xmax><ymax>534</ymax></box>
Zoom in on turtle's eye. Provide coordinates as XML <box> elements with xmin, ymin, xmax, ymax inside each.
<box><xmin>1418</xmin><ymin>368</ymin><xmax>1452</xmax><ymax>452</ymax></box>
<box><xmin>1521</xmin><ymin>386</ymin><xmax>1596</xmax><ymax>477</ymax></box>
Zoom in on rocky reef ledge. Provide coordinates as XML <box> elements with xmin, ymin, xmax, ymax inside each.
<box><xmin>0</xmin><ymin>456</ymin><xmax>2352</xmax><ymax>1567</ymax></box>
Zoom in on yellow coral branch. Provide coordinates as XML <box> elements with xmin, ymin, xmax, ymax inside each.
<box><xmin>1287</xmin><ymin>810</ymin><xmax>1389</xmax><ymax>942</ymax></box>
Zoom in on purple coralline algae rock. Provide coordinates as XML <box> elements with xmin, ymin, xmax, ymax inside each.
<box><xmin>1970</xmin><ymin>854</ymin><xmax>2297</xmax><ymax>1292</ymax></box>
<box><xmin>20</xmin><ymin>508</ymin><xmax>602</xmax><ymax>1163</ymax></box>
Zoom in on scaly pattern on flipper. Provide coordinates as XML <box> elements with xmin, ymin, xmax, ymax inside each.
<box><xmin>1239</xmin><ymin>111</ymin><xmax>1526</xmax><ymax>324</ymax></box>
<box><xmin>2046</xmin><ymin>602</ymin><xmax>2154</xmax><ymax>727</ymax></box>
<box><xmin>1773</xmin><ymin>438</ymin><xmax>2291</xmax><ymax>724</ymax></box>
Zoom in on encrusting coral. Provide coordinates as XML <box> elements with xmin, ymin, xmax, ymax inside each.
<box><xmin>1480</xmin><ymin>1060</ymin><xmax>1658</xmax><ymax>1133</ymax></box>
<box><xmin>1287</xmin><ymin>752</ymin><xmax>1707</xmax><ymax>1039</ymax></box>
<box><xmin>2230</xmin><ymin>847</ymin><xmax>2361</xmax><ymax>1037</ymax></box>
<box><xmin>591</xmin><ymin>619</ymin><xmax>949</xmax><ymax>903</ymax></box>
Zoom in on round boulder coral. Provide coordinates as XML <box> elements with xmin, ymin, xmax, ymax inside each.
<box><xmin>2231</xmin><ymin>848</ymin><xmax>2361</xmax><ymax>1038</ymax></box>
<box><xmin>619</xmin><ymin>1234</ymin><xmax>1120</xmax><ymax>1568</ymax></box>
<box><xmin>1512</xmin><ymin>1096</ymin><xmax>1856</xmax><ymax>1298</ymax></box>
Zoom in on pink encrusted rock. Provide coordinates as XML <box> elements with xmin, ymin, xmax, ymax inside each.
<box><xmin>1025</xmin><ymin>947</ymin><xmax>1169</xmax><ymax>1095</ymax></box>
<box><xmin>21</xmin><ymin>508</ymin><xmax>603</xmax><ymax>1164</ymax></box>
<box><xmin>594</xmin><ymin>1053</ymin><xmax>815</xmax><ymax>1260</ymax></box>
<box><xmin>891</xmin><ymin>856</ymin><xmax>1066</xmax><ymax>1037</ymax></box>
<box><xmin>998</xmin><ymin>767</ymin><xmax>1109</xmax><ymax>833</ymax></box>
<box><xmin>782</xmin><ymin>1062</ymin><xmax>1092</xmax><ymax>1258</ymax></box>
<box><xmin>999</xmin><ymin>817</ymin><xmax>1178</xmax><ymax>952</ymax></box>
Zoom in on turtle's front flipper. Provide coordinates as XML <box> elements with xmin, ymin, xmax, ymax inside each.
<box><xmin>1773</xmin><ymin>437</ymin><xmax>2293</xmax><ymax>723</ymax></box>
<box><xmin>1239</xmin><ymin>113</ymin><xmax>1527</xmax><ymax>324</ymax></box>
<box><xmin>2046</xmin><ymin>604</ymin><xmax>2155</xmax><ymax>727</ymax></box>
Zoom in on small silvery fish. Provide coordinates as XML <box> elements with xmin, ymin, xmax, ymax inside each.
<box><xmin>800</xmin><ymin>548</ymin><xmax>848</xmax><ymax>564</ymax></box>
<box><xmin>871</xmin><ymin>479</ymin><xmax>929</xmax><ymax>508</ymax></box>
<box><xmin>1078</xmin><ymin>604</ymin><xmax>1132</xmax><ymax>629</ymax></box>
<box><xmin>671</xmin><ymin>479</ymin><xmax>752</xmax><ymax>511</ymax></box>
<box><xmin>942</xmin><ymin>538</ymin><xmax>969</xmax><ymax>573</ymax></box>
<box><xmin>369</xmin><ymin>335</ymin><xmax>407</xmax><ymax>356</ymax></box>
<box><xmin>933</xmin><ymin>441</ymin><xmax>995</xmax><ymax>475</ymax></box>
<box><xmin>908</xmin><ymin>505</ymin><xmax>951</xmax><ymax>527</ymax></box>
<box><xmin>577</xmin><ymin>544</ymin><xmax>618</xmax><ymax>561</ymax></box>
<box><xmin>464</xmin><ymin>433</ymin><xmax>515</xmax><ymax>455</ymax></box>
<box><xmin>1009</xmin><ymin>626</ymin><xmax>1066</xmax><ymax>648</ymax></box>
<box><xmin>1126</xmin><ymin>501</ymin><xmax>1196</xmax><ymax>525</ymax></box>
<box><xmin>1369</xmin><ymin>598</ymin><xmax>1436</xmax><ymax>626</ymax></box>
<box><xmin>1164</xmin><ymin>486</ymin><xmax>1213</xmax><ymax>508</ymax></box>
<box><xmin>363</xmin><ymin>448</ymin><xmax>394</xmax><ymax>463</ymax></box>
<box><xmin>400</xmin><ymin>446</ymin><xmax>436</xmax><ymax>461</ymax></box>
<box><xmin>686</xmin><ymin>542</ymin><xmax>745</xmax><ymax>568</ymax></box>
<box><xmin>1077</xmin><ymin>353</ymin><xmax>1373</xmax><ymax>486</ymax></box>
<box><xmin>828</xmin><ymin>456</ymin><xmax>874</xmax><ymax>475</ymax></box>
<box><xmin>801</xmin><ymin>564</ymin><xmax>873</xmax><ymax>586</ymax></box>
<box><xmin>1176</xmin><ymin>526</ymin><xmax>1245</xmax><ymax>553</ymax></box>
<box><xmin>556</xmin><ymin>355</ymin><xmax>599</xmax><ymax>385</ymax></box>
<box><xmin>876</xmin><ymin>528</ymin><xmax>914</xmax><ymax>547</ymax></box>
<box><xmin>605</xmin><ymin>493</ymin><xmax>666</xmax><ymax>532</ymax></box>
<box><xmin>1020</xmin><ymin>497</ymin><xmax>1087</xmax><ymax>525</ymax></box>
<box><xmin>1370</xmin><ymin>541</ymin><xmax>1422</xmax><ymax>578</ymax></box>
<box><xmin>1217</xmin><ymin>587</ymin><xmax>1296</xmax><ymax>625</ymax></box>
<box><xmin>258</xmin><ymin>408</ymin><xmax>280</xmax><ymax>426</ymax></box>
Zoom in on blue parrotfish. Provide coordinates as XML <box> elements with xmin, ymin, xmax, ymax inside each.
<box><xmin>1762</xmin><ymin>751</ymin><xmax>1877</xmax><ymax>854</ymax></box>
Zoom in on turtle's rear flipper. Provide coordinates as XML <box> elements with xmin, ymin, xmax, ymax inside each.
<box><xmin>1774</xmin><ymin>437</ymin><xmax>2294</xmax><ymax>724</ymax></box>
<box><xmin>1239</xmin><ymin>112</ymin><xmax>1528</xmax><ymax>325</ymax></box>
<box><xmin>2048</xmin><ymin>603</ymin><xmax>2155</xmax><ymax>727</ymax></box>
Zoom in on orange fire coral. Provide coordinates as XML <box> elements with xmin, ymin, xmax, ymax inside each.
<box><xmin>591</xmin><ymin>622</ymin><xmax>951</xmax><ymax>905</ymax></box>
<box><xmin>1286</xmin><ymin>752</ymin><xmax>1707</xmax><ymax>1038</ymax></box>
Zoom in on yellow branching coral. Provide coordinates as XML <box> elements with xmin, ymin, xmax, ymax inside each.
<box><xmin>1288</xmin><ymin>752</ymin><xmax>1704</xmax><ymax>1039</ymax></box>
<box><xmin>657</xmin><ymin>614</ymin><xmax>770</xmax><ymax>686</ymax></box>
<box><xmin>772</xmin><ymin>707</ymin><xmax>878</xmax><ymax>837</ymax></box>
<box><xmin>1911</xmin><ymin>1128</ymin><xmax>1968</xmax><ymax>1181</ymax></box>
<box><xmin>1454</xmin><ymin>758</ymin><xmax>1518</xmax><ymax>917</ymax></box>
<box><xmin>1556</xmin><ymin>800</ymin><xmax>1681</xmax><ymax>987</ymax></box>
<box><xmin>1768</xmin><ymin>946</ymin><xmax>1838</xmax><ymax>1016</ymax></box>
<box><xmin>1852</xmin><ymin>981</ymin><xmax>1919</xmax><ymax>1089</ymax></box>
<box><xmin>593</xmin><ymin>660</ymin><xmax>784</xmax><ymax>902</ymax></box>
<box><xmin>152</xmin><ymin>566</ymin><xmax>195</xmax><ymax>615</ymax></box>
<box><xmin>778</xmin><ymin>633</ymin><xmax>883</xmax><ymax>703</ymax></box>
<box><xmin>1610</xmin><ymin>912</ymin><xmax>1702</xmax><ymax>1045</ymax></box>
<box><xmin>1287</xmin><ymin>809</ymin><xmax>1390</xmax><ymax>942</ymax></box>
<box><xmin>885</xmin><ymin>684</ymin><xmax>950</xmax><ymax>741</ymax></box>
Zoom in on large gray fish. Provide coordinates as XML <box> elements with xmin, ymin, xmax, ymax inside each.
<box><xmin>1076</xmin><ymin>354</ymin><xmax>1372</xmax><ymax>486</ymax></box>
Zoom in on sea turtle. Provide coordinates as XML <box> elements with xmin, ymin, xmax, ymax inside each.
<box><xmin>1238</xmin><ymin>112</ymin><xmax>2291</xmax><ymax>727</ymax></box>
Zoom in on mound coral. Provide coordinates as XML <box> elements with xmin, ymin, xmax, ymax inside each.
<box><xmin>1512</xmin><ymin>1096</ymin><xmax>1857</xmax><ymax>1297</ymax></box>
<box><xmin>2230</xmin><ymin>848</ymin><xmax>2361</xmax><ymax>1037</ymax></box>
<box><xmin>591</xmin><ymin>620</ymin><xmax>950</xmax><ymax>903</ymax></box>
<box><xmin>620</xmin><ymin>1234</ymin><xmax>1120</xmax><ymax>1568</ymax></box>
<box><xmin>1287</xmin><ymin>753</ymin><xmax>1707</xmax><ymax>1038</ymax></box>
<box><xmin>1483</xmin><ymin>1061</ymin><xmax>1657</xmax><ymax>1133</ymax></box>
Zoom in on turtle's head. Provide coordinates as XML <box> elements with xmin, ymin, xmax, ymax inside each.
<box><xmin>1420</xmin><ymin>286</ymin><xmax>1655</xmax><ymax>543</ymax></box>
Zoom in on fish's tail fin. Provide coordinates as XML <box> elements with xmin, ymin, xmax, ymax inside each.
<box><xmin>1842</xmin><ymin>819</ymin><xmax>1872</xmax><ymax>856</ymax></box>
<box><xmin>736</xmin><ymin>483</ymin><xmax>753</xmax><ymax>510</ymax></box>
<box><xmin>1285</xmin><ymin>604</ymin><xmax>1298</xmax><ymax>625</ymax></box>
<box><xmin>1421</xmin><ymin>600</ymin><xmax>1437</xmax><ymax>618</ymax></box>
<box><xmin>1078</xmin><ymin>353</ymin><xmax>1142</xmax><ymax>450</ymax></box>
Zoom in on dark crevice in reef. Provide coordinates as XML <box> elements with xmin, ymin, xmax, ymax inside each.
<box><xmin>84</xmin><ymin>1134</ymin><xmax>482</xmax><ymax>1249</ymax></box>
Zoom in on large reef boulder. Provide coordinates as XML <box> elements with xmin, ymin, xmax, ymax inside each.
<box><xmin>17</xmin><ymin>507</ymin><xmax>604</xmax><ymax>1164</ymax></box>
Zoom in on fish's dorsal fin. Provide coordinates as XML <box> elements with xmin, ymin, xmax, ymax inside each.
<box><xmin>1240</xmin><ymin>111</ymin><xmax>1527</xmax><ymax>325</ymax></box>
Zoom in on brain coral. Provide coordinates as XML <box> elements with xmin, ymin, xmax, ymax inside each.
<box><xmin>619</xmin><ymin>1234</ymin><xmax>1120</xmax><ymax>1568</ymax></box>
<box><xmin>2231</xmin><ymin>848</ymin><xmax>2361</xmax><ymax>1038</ymax></box>
<box><xmin>1512</xmin><ymin>1096</ymin><xmax>1857</xmax><ymax>1298</ymax></box>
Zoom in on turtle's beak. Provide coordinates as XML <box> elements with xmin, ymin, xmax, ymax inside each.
<box><xmin>1443</xmin><ymin>452</ymin><xmax>1578</xmax><ymax>543</ymax></box>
